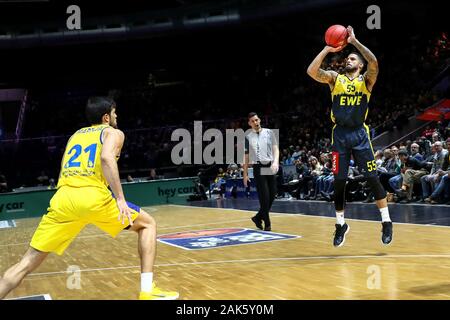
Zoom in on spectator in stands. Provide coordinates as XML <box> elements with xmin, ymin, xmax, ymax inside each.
<box><xmin>225</xmin><ymin>163</ymin><xmax>240</xmax><ymax>179</ymax></box>
<box><xmin>281</xmin><ymin>149</ymin><xmax>294</xmax><ymax>165</ymax></box>
<box><xmin>445</xmin><ymin>122</ymin><xmax>450</xmax><ymax>138</ymax></box>
<box><xmin>420</xmin><ymin>141</ymin><xmax>448</xmax><ymax>201</ymax></box>
<box><xmin>346</xmin><ymin>160</ymin><xmax>367</xmax><ymax>202</ymax></box>
<box><xmin>210</xmin><ymin>167</ymin><xmax>226</xmax><ymax>199</ymax></box>
<box><xmin>378</xmin><ymin>148</ymin><xmax>401</xmax><ymax>192</ymax></box>
<box><xmin>318</xmin><ymin>155</ymin><xmax>334</xmax><ymax>201</ymax></box>
<box><xmin>374</xmin><ymin>150</ymin><xmax>384</xmax><ymax>167</ymax></box>
<box><xmin>48</xmin><ymin>178</ymin><xmax>56</xmax><ymax>189</ymax></box>
<box><xmin>0</xmin><ymin>172</ymin><xmax>8</xmax><ymax>193</ymax></box>
<box><xmin>416</xmin><ymin>136</ymin><xmax>432</xmax><ymax>157</ymax></box>
<box><xmin>291</xmin><ymin>146</ymin><xmax>302</xmax><ymax>160</ymax></box>
<box><xmin>314</xmin><ymin>153</ymin><xmax>332</xmax><ymax>200</ymax></box>
<box><xmin>395</xmin><ymin>149</ymin><xmax>430</xmax><ymax>203</ymax></box>
<box><xmin>147</xmin><ymin>169</ymin><xmax>158</xmax><ymax>181</ymax></box>
<box><xmin>36</xmin><ymin>170</ymin><xmax>50</xmax><ymax>186</ymax></box>
<box><xmin>388</xmin><ymin>172</ymin><xmax>403</xmax><ymax>197</ymax></box>
<box><xmin>391</xmin><ymin>145</ymin><xmax>400</xmax><ymax>161</ymax></box>
<box><xmin>410</xmin><ymin>143</ymin><xmax>424</xmax><ymax>161</ymax></box>
<box><xmin>307</xmin><ymin>156</ymin><xmax>322</xmax><ymax>200</ymax></box>
<box><xmin>425</xmin><ymin>138</ymin><xmax>450</xmax><ymax>204</ymax></box>
<box><xmin>293</xmin><ymin>157</ymin><xmax>311</xmax><ymax>199</ymax></box>
<box><xmin>432</xmin><ymin>131</ymin><xmax>443</xmax><ymax>144</ymax></box>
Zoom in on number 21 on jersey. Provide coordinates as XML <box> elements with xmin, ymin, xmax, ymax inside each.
<box><xmin>64</xmin><ymin>143</ymin><xmax>98</xmax><ymax>169</ymax></box>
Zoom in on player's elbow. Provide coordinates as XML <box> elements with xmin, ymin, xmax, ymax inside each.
<box><xmin>306</xmin><ymin>66</ymin><xmax>315</xmax><ymax>77</ymax></box>
<box><xmin>100</xmin><ymin>153</ymin><xmax>115</xmax><ymax>165</ymax></box>
<box><xmin>369</xmin><ymin>58</ymin><xmax>378</xmax><ymax>69</ymax></box>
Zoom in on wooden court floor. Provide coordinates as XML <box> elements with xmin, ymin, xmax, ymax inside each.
<box><xmin>1</xmin><ymin>204</ymin><xmax>450</xmax><ymax>300</ymax></box>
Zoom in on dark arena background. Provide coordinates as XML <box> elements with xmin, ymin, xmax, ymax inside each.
<box><xmin>0</xmin><ymin>0</ymin><xmax>449</xmax><ymax>313</ymax></box>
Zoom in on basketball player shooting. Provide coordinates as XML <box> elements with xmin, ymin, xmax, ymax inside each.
<box><xmin>306</xmin><ymin>26</ymin><xmax>393</xmax><ymax>247</ymax></box>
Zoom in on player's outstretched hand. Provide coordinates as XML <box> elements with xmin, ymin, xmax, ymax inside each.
<box><xmin>117</xmin><ymin>198</ymin><xmax>133</xmax><ymax>226</ymax></box>
<box><xmin>347</xmin><ymin>25</ymin><xmax>356</xmax><ymax>44</ymax></box>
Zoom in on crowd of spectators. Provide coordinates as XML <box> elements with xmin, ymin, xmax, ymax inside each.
<box><xmin>275</xmin><ymin>122</ymin><xmax>450</xmax><ymax>205</ymax></box>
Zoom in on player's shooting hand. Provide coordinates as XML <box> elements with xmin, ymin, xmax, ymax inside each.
<box><xmin>325</xmin><ymin>44</ymin><xmax>346</xmax><ymax>53</ymax></box>
<box><xmin>116</xmin><ymin>198</ymin><xmax>133</xmax><ymax>226</ymax></box>
<box><xmin>347</xmin><ymin>26</ymin><xmax>356</xmax><ymax>44</ymax></box>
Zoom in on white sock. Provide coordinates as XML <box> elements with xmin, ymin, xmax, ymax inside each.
<box><xmin>336</xmin><ymin>210</ymin><xmax>345</xmax><ymax>226</ymax></box>
<box><xmin>141</xmin><ymin>272</ymin><xmax>153</xmax><ymax>293</ymax></box>
<box><xmin>380</xmin><ymin>207</ymin><xmax>391</xmax><ymax>222</ymax></box>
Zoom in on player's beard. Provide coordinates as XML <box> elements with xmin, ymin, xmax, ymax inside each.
<box><xmin>345</xmin><ymin>64</ymin><xmax>358</xmax><ymax>73</ymax></box>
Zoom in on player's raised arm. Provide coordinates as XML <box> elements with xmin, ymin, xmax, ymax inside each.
<box><xmin>346</xmin><ymin>26</ymin><xmax>378</xmax><ymax>91</ymax></box>
<box><xmin>307</xmin><ymin>45</ymin><xmax>344</xmax><ymax>89</ymax></box>
<box><xmin>101</xmin><ymin>127</ymin><xmax>132</xmax><ymax>225</ymax></box>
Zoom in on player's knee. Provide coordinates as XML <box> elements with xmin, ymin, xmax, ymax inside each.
<box><xmin>136</xmin><ymin>210</ymin><xmax>156</xmax><ymax>230</ymax></box>
<box><xmin>366</xmin><ymin>177</ymin><xmax>386</xmax><ymax>200</ymax></box>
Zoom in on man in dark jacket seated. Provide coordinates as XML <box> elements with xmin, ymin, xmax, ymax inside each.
<box><xmin>395</xmin><ymin>149</ymin><xmax>431</xmax><ymax>203</ymax></box>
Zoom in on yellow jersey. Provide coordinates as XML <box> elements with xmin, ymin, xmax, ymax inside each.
<box><xmin>57</xmin><ymin>124</ymin><xmax>111</xmax><ymax>189</ymax></box>
<box><xmin>330</xmin><ymin>74</ymin><xmax>371</xmax><ymax>127</ymax></box>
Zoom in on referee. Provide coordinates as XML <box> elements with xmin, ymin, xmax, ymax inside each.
<box><xmin>243</xmin><ymin>112</ymin><xmax>279</xmax><ymax>231</ymax></box>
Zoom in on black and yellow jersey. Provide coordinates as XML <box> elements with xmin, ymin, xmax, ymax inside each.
<box><xmin>331</xmin><ymin>74</ymin><xmax>371</xmax><ymax>127</ymax></box>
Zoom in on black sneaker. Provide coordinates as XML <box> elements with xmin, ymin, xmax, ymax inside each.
<box><xmin>333</xmin><ymin>223</ymin><xmax>350</xmax><ymax>247</ymax></box>
<box><xmin>251</xmin><ymin>216</ymin><xmax>263</xmax><ymax>230</ymax></box>
<box><xmin>381</xmin><ymin>221</ymin><xmax>393</xmax><ymax>245</ymax></box>
<box><xmin>264</xmin><ymin>226</ymin><xmax>271</xmax><ymax>231</ymax></box>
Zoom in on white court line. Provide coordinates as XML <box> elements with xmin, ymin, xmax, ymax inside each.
<box><xmin>169</xmin><ymin>204</ymin><xmax>450</xmax><ymax>229</ymax></box>
<box><xmin>27</xmin><ymin>253</ymin><xmax>450</xmax><ymax>277</ymax></box>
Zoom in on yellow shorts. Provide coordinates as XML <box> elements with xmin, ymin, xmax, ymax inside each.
<box><xmin>30</xmin><ymin>186</ymin><xmax>140</xmax><ymax>255</ymax></box>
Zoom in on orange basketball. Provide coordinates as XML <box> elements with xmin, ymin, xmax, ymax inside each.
<box><xmin>325</xmin><ymin>25</ymin><xmax>348</xmax><ymax>48</ymax></box>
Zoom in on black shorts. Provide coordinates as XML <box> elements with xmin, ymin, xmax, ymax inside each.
<box><xmin>331</xmin><ymin>125</ymin><xmax>377</xmax><ymax>180</ymax></box>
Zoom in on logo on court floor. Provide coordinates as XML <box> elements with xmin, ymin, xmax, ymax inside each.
<box><xmin>0</xmin><ymin>220</ymin><xmax>16</xmax><ymax>229</ymax></box>
<box><xmin>157</xmin><ymin>228</ymin><xmax>300</xmax><ymax>250</ymax></box>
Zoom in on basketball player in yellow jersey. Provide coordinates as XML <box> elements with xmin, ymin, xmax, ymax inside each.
<box><xmin>307</xmin><ymin>26</ymin><xmax>393</xmax><ymax>247</ymax></box>
<box><xmin>0</xmin><ymin>97</ymin><xmax>179</xmax><ymax>300</ymax></box>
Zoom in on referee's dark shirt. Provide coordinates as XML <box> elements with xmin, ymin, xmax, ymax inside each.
<box><xmin>245</xmin><ymin>128</ymin><xmax>278</xmax><ymax>164</ymax></box>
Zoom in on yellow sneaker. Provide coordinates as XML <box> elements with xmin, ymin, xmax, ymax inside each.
<box><xmin>139</xmin><ymin>283</ymin><xmax>179</xmax><ymax>300</ymax></box>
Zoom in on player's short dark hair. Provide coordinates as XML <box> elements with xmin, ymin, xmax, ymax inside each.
<box><xmin>348</xmin><ymin>52</ymin><xmax>366</xmax><ymax>67</ymax></box>
<box><xmin>85</xmin><ymin>96</ymin><xmax>116</xmax><ymax>125</ymax></box>
<box><xmin>248</xmin><ymin>112</ymin><xmax>258</xmax><ymax>120</ymax></box>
